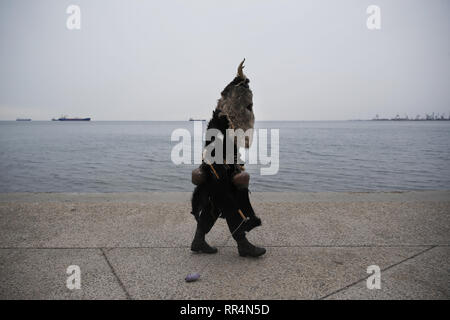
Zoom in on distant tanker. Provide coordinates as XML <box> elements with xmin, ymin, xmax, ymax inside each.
<box><xmin>52</xmin><ymin>116</ymin><xmax>91</xmax><ymax>121</ymax></box>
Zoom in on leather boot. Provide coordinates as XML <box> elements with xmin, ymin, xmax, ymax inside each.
<box><xmin>236</xmin><ymin>237</ymin><xmax>266</xmax><ymax>257</ymax></box>
<box><xmin>190</xmin><ymin>225</ymin><xmax>218</xmax><ymax>254</ymax></box>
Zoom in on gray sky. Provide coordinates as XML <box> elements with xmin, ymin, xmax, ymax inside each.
<box><xmin>1</xmin><ymin>0</ymin><xmax>449</xmax><ymax>120</ymax></box>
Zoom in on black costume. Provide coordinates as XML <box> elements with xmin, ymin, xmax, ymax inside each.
<box><xmin>190</xmin><ymin>109</ymin><xmax>265</xmax><ymax>257</ymax></box>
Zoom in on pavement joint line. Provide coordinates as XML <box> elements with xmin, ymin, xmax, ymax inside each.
<box><xmin>0</xmin><ymin>244</ymin><xmax>448</xmax><ymax>250</ymax></box>
<box><xmin>318</xmin><ymin>245</ymin><xmax>438</xmax><ymax>300</ymax></box>
<box><xmin>100</xmin><ymin>248</ymin><xmax>132</xmax><ymax>300</ymax></box>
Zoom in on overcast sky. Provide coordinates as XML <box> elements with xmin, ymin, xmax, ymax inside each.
<box><xmin>0</xmin><ymin>0</ymin><xmax>449</xmax><ymax>120</ymax></box>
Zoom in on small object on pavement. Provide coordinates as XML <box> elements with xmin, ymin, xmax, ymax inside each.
<box><xmin>185</xmin><ymin>273</ymin><xmax>201</xmax><ymax>282</ymax></box>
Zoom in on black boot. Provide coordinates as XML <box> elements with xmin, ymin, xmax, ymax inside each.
<box><xmin>191</xmin><ymin>225</ymin><xmax>218</xmax><ymax>254</ymax></box>
<box><xmin>236</xmin><ymin>237</ymin><xmax>266</xmax><ymax>257</ymax></box>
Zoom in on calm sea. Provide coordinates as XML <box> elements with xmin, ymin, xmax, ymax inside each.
<box><xmin>0</xmin><ymin>121</ymin><xmax>449</xmax><ymax>192</ymax></box>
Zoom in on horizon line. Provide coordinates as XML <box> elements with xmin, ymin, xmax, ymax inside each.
<box><xmin>1</xmin><ymin>119</ymin><xmax>372</xmax><ymax>122</ymax></box>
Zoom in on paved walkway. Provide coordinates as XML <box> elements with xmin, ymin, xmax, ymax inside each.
<box><xmin>0</xmin><ymin>191</ymin><xmax>449</xmax><ymax>299</ymax></box>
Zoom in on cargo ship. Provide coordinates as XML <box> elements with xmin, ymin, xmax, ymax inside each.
<box><xmin>189</xmin><ymin>118</ymin><xmax>206</xmax><ymax>121</ymax></box>
<box><xmin>16</xmin><ymin>118</ymin><xmax>32</xmax><ymax>121</ymax></box>
<box><xmin>52</xmin><ymin>116</ymin><xmax>91</xmax><ymax>121</ymax></box>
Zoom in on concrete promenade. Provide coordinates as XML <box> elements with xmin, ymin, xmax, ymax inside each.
<box><xmin>0</xmin><ymin>191</ymin><xmax>449</xmax><ymax>299</ymax></box>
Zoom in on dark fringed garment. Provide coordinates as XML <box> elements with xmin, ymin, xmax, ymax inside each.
<box><xmin>190</xmin><ymin>109</ymin><xmax>261</xmax><ymax>240</ymax></box>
